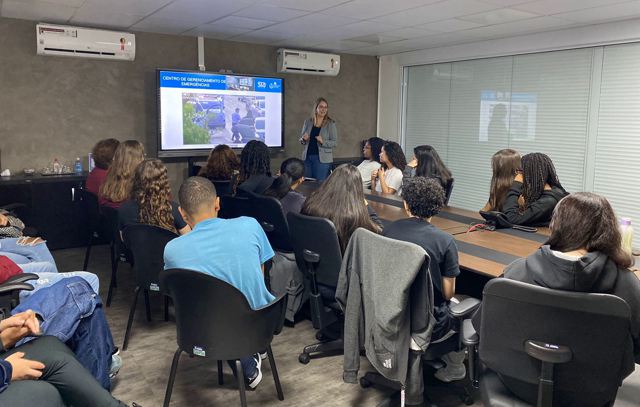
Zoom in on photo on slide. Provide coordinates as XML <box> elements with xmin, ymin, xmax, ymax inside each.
<box><xmin>182</xmin><ymin>93</ymin><xmax>266</xmax><ymax>146</ymax></box>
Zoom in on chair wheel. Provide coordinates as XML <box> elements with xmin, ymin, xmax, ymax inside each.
<box><xmin>298</xmin><ymin>353</ymin><xmax>310</xmax><ymax>364</ymax></box>
<box><xmin>359</xmin><ymin>377</ymin><xmax>371</xmax><ymax>388</ymax></box>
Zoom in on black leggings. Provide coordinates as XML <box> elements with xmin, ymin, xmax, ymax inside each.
<box><xmin>0</xmin><ymin>336</ymin><xmax>125</xmax><ymax>407</ymax></box>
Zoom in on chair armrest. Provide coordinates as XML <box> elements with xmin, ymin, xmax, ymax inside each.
<box><xmin>4</xmin><ymin>273</ymin><xmax>39</xmax><ymax>284</ymax></box>
<box><xmin>525</xmin><ymin>340</ymin><xmax>572</xmax><ymax>364</ymax></box>
<box><xmin>450</xmin><ymin>297</ymin><xmax>481</xmax><ymax>319</ymax></box>
<box><xmin>0</xmin><ymin>203</ymin><xmax>26</xmax><ymax>212</ymax></box>
<box><xmin>0</xmin><ymin>282</ymin><xmax>34</xmax><ymax>295</ymax></box>
<box><xmin>461</xmin><ymin>319</ymin><xmax>478</xmax><ymax>347</ymax></box>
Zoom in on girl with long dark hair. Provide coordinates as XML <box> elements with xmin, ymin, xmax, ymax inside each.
<box><xmin>502</xmin><ymin>152</ymin><xmax>567</xmax><ymax>226</ymax></box>
<box><xmin>237</xmin><ymin>140</ymin><xmax>273</xmax><ymax>195</ymax></box>
<box><xmin>482</xmin><ymin>149</ymin><xmax>522</xmax><ymax>212</ymax></box>
<box><xmin>371</xmin><ymin>141</ymin><xmax>406</xmax><ymax>195</ymax></box>
<box><xmin>264</xmin><ymin>158</ymin><xmax>306</xmax><ymax>215</ymax></box>
<box><xmin>357</xmin><ymin>137</ymin><xmax>384</xmax><ymax>188</ymax></box>
<box><xmin>411</xmin><ymin>145</ymin><xmax>452</xmax><ymax>189</ymax></box>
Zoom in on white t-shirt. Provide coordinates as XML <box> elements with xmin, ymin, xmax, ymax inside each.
<box><xmin>357</xmin><ymin>160</ymin><xmax>381</xmax><ymax>188</ymax></box>
<box><xmin>375</xmin><ymin>167</ymin><xmax>403</xmax><ymax>195</ymax></box>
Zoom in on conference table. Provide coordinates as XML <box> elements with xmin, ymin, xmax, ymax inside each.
<box><xmin>297</xmin><ymin>181</ymin><xmax>640</xmax><ymax>281</ymax></box>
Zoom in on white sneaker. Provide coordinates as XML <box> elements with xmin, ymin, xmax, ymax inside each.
<box><xmin>246</xmin><ymin>354</ymin><xmax>263</xmax><ymax>389</ymax></box>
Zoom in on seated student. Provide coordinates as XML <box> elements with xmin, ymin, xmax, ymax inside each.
<box><xmin>118</xmin><ymin>159</ymin><xmax>190</xmax><ymax>235</ymax></box>
<box><xmin>164</xmin><ymin>177</ymin><xmax>275</xmax><ymax>389</ymax></box>
<box><xmin>0</xmin><ymin>311</ymin><xmax>131</xmax><ymax>406</ymax></box>
<box><xmin>371</xmin><ymin>141</ymin><xmax>406</xmax><ymax>195</ymax></box>
<box><xmin>473</xmin><ymin>192</ymin><xmax>640</xmax><ymax>404</ymax></box>
<box><xmin>198</xmin><ymin>144</ymin><xmax>240</xmax><ymax>195</ymax></box>
<box><xmin>0</xmin><ymin>237</ymin><xmax>99</xmax><ymax>300</ymax></box>
<box><xmin>383</xmin><ymin>177</ymin><xmax>466</xmax><ymax>382</ymax></box>
<box><xmin>481</xmin><ymin>148</ymin><xmax>522</xmax><ymax>212</ymax></box>
<box><xmin>264</xmin><ymin>158</ymin><xmax>306</xmax><ymax>216</ymax></box>
<box><xmin>237</xmin><ymin>140</ymin><xmax>273</xmax><ymax>195</ymax></box>
<box><xmin>501</xmin><ymin>152</ymin><xmax>568</xmax><ymax>226</ymax></box>
<box><xmin>405</xmin><ymin>145</ymin><xmax>452</xmax><ymax>190</ymax></box>
<box><xmin>356</xmin><ymin>137</ymin><xmax>384</xmax><ymax>189</ymax></box>
<box><xmin>302</xmin><ymin>164</ymin><xmax>381</xmax><ymax>253</ymax></box>
<box><xmin>0</xmin><ymin>208</ymin><xmax>25</xmax><ymax>239</ymax></box>
<box><xmin>99</xmin><ymin>140</ymin><xmax>145</xmax><ymax>209</ymax></box>
<box><xmin>86</xmin><ymin>138</ymin><xmax>120</xmax><ymax>197</ymax></box>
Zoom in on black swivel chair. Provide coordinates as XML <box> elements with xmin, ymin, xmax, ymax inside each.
<box><xmin>101</xmin><ymin>206</ymin><xmax>124</xmax><ymax>306</ymax></box>
<box><xmin>219</xmin><ymin>195</ymin><xmax>255</xmax><ymax>220</ymax></box>
<box><xmin>287</xmin><ymin>212</ymin><xmax>344</xmax><ymax>364</ymax></box>
<box><xmin>161</xmin><ymin>268</ymin><xmax>286</xmax><ymax>407</ymax></box>
<box><xmin>211</xmin><ymin>179</ymin><xmax>235</xmax><ymax>197</ymax></box>
<box><xmin>444</xmin><ymin>178</ymin><xmax>455</xmax><ymax>206</ymax></box>
<box><xmin>121</xmin><ymin>224</ymin><xmax>178</xmax><ymax>350</ymax></box>
<box><xmin>0</xmin><ymin>273</ymin><xmax>38</xmax><ymax>319</ymax></box>
<box><xmin>78</xmin><ymin>189</ymin><xmax>102</xmax><ymax>271</ymax></box>
<box><xmin>249</xmin><ymin>193</ymin><xmax>292</xmax><ymax>253</ymax></box>
<box><xmin>463</xmin><ymin>278</ymin><xmax>635</xmax><ymax>407</ymax></box>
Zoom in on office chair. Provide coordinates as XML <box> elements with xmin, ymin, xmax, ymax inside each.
<box><xmin>0</xmin><ymin>273</ymin><xmax>38</xmax><ymax>319</ymax></box>
<box><xmin>340</xmin><ymin>229</ymin><xmax>479</xmax><ymax>406</ymax></box>
<box><xmin>121</xmin><ymin>224</ymin><xmax>178</xmax><ymax>350</ymax></box>
<box><xmin>287</xmin><ymin>212</ymin><xmax>344</xmax><ymax>364</ymax></box>
<box><xmin>210</xmin><ymin>179</ymin><xmax>235</xmax><ymax>197</ymax></box>
<box><xmin>219</xmin><ymin>195</ymin><xmax>255</xmax><ymax>220</ymax></box>
<box><xmin>463</xmin><ymin>278</ymin><xmax>635</xmax><ymax>407</ymax></box>
<box><xmin>101</xmin><ymin>206</ymin><xmax>125</xmax><ymax>306</ymax></box>
<box><xmin>249</xmin><ymin>193</ymin><xmax>293</xmax><ymax>253</ymax></box>
<box><xmin>77</xmin><ymin>189</ymin><xmax>102</xmax><ymax>271</ymax></box>
<box><xmin>444</xmin><ymin>178</ymin><xmax>454</xmax><ymax>206</ymax></box>
<box><xmin>161</xmin><ymin>268</ymin><xmax>286</xmax><ymax>407</ymax></box>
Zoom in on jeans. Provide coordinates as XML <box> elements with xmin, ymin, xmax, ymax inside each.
<box><xmin>304</xmin><ymin>154</ymin><xmax>332</xmax><ymax>181</ymax></box>
<box><xmin>228</xmin><ymin>355</ymin><xmax>258</xmax><ymax>379</ymax></box>
<box><xmin>0</xmin><ymin>336</ymin><xmax>125</xmax><ymax>406</ymax></box>
<box><xmin>0</xmin><ymin>238</ymin><xmax>58</xmax><ymax>271</ymax></box>
<box><xmin>18</xmin><ymin>270</ymin><xmax>100</xmax><ymax>301</ymax></box>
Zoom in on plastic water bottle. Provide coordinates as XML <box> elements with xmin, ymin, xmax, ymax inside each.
<box><xmin>619</xmin><ymin>218</ymin><xmax>634</xmax><ymax>256</ymax></box>
<box><xmin>74</xmin><ymin>157</ymin><xmax>82</xmax><ymax>174</ymax></box>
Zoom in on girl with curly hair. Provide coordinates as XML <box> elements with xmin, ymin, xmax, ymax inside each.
<box><xmin>198</xmin><ymin>144</ymin><xmax>240</xmax><ymax>196</ymax></box>
<box><xmin>118</xmin><ymin>159</ymin><xmax>190</xmax><ymax>235</ymax></box>
<box><xmin>371</xmin><ymin>141</ymin><xmax>406</xmax><ymax>195</ymax></box>
<box><xmin>501</xmin><ymin>152</ymin><xmax>568</xmax><ymax>226</ymax></box>
<box><xmin>99</xmin><ymin>140</ymin><xmax>145</xmax><ymax>208</ymax></box>
<box><xmin>237</xmin><ymin>140</ymin><xmax>274</xmax><ymax>195</ymax></box>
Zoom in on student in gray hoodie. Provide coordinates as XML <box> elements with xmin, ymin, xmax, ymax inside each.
<box><xmin>474</xmin><ymin>192</ymin><xmax>640</xmax><ymax>404</ymax></box>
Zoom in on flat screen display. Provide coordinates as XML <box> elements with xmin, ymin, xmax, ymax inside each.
<box><xmin>157</xmin><ymin>69</ymin><xmax>284</xmax><ymax>157</ymax></box>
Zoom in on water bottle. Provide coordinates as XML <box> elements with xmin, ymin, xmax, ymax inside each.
<box><xmin>619</xmin><ymin>218</ymin><xmax>634</xmax><ymax>256</ymax></box>
<box><xmin>74</xmin><ymin>157</ymin><xmax>82</xmax><ymax>174</ymax></box>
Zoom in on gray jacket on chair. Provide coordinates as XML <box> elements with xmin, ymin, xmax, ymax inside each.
<box><xmin>299</xmin><ymin>118</ymin><xmax>338</xmax><ymax>163</ymax></box>
<box><xmin>336</xmin><ymin>228</ymin><xmax>435</xmax><ymax>386</ymax></box>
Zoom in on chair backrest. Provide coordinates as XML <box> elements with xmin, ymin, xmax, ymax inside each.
<box><xmin>211</xmin><ymin>180</ymin><xmax>234</xmax><ymax>197</ymax></box>
<box><xmin>219</xmin><ymin>195</ymin><xmax>254</xmax><ymax>220</ymax></box>
<box><xmin>478</xmin><ymin>278</ymin><xmax>634</xmax><ymax>406</ymax></box>
<box><xmin>78</xmin><ymin>189</ymin><xmax>101</xmax><ymax>233</ymax></box>
<box><xmin>287</xmin><ymin>212</ymin><xmax>342</xmax><ymax>288</ymax></box>
<box><xmin>122</xmin><ymin>224</ymin><xmax>178</xmax><ymax>290</ymax></box>
<box><xmin>100</xmin><ymin>206</ymin><xmax>121</xmax><ymax>243</ymax></box>
<box><xmin>444</xmin><ymin>178</ymin><xmax>454</xmax><ymax>206</ymax></box>
<box><xmin>161</xmin><ymin>268</ymin><xmax>285</xmax><ymax>360</ymax></box>
<box><xmin>249</xmin><ymin>192</ymin><xmax>292</xmax><ymax>252</ymax></box>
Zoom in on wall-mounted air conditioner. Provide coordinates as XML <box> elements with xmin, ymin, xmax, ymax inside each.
<box><xmin>36</xmin><ymin>23</ymin><xmax>135</xmax><ymax>61</ymax></box>
<box><xmin>277</xmin><ymin>49</ymin><xmax>340</xmax><ymax>76</ymax></box>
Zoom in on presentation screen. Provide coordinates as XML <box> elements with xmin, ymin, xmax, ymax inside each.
<box><xmin>157</xmin><ymin>69</ymin><xmax>284</xmax><ymax>157</ymax></box>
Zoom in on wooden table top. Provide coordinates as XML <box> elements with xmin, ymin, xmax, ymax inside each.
<box><xmin>300</xmin><ymin>183</ymin><xmax>639</xmax><ymax>280</ymax></box>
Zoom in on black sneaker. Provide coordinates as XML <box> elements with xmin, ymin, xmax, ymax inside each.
<box><xmin>246</xmin><ymin>354</ymin><xmax>262</xmax><ymax>389</ymax></box>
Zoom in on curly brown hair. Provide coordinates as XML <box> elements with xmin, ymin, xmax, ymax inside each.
<box><xmin>130</xmin><ymin>159</ymin><xmax>176</xmax><ymax>233</ymax></box>
<box><xmin>199</xmin><ymin>144</ymin><xmax>240</xmax><ymax>181</ymax></box>
<box><xmin>100</xmin><ymin>140</ymin><xmax>145</xmax><ymax>203</ymax></box>
<box><xmin>92</xmin><ymin>138</ymin><xmax>120</xmax><ymax>170</ymax></box>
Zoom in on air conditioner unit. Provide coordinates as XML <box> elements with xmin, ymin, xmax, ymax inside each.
<box><xmin>36</xmin><ymin>23</ymin><xmax>135</xmax><ymax>61</ymax></box>
<box><xmin>277</xmin><ymin>49</ymin><xmax>340</xmax><ymax>76</ymax></box>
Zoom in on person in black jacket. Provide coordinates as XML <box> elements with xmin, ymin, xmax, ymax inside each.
<box><xmin>474</xmin><ymin>192</ymin><xmax>640</xmax><ymax>405</ymax></box>
<box><xmin>502</xmin><ymin>152</ymin><xmax>567</xmax><ymax>226</ymax></box>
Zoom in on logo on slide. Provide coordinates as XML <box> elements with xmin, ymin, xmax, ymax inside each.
<box><xmin>269</xmin><ymin>82</ymin><xmax>280</xmax><ymax>90</ymax></box>
<box><xmin>256</xmin><ymin>81</ymin><xmax>267</xmax><ymax>88</ymax></box>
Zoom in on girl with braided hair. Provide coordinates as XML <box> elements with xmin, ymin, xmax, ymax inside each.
<box><xmin>237</xmin><ymin>140</ymin><xmax>274</xmax><ymax>195</ymax></box>
<box><xmin>502</xmin><ymin>152</ymin><xmax>568</xmax><ymax>226</ymax></box>
<box><xmin>118</xmin><ymin>159</ymin><xmax>190</xmax><ymax>235</ymax></box>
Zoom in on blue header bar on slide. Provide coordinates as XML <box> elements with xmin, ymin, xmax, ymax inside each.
<box><xmin>159</xmin><ymin>71</ymin><xmax>282</xmax><ymax>93</ymax></box>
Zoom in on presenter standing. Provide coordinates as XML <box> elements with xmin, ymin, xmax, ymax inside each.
<box><xmin>300</xmin><ymin>97</ymin><xmax>337</xmax><ymax>181</ymax></box>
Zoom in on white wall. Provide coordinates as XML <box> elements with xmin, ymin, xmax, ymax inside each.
<box><xmin>378</xmin><ymin>17</ymin><xmax>640</xmax><ymax>142</ymax></box>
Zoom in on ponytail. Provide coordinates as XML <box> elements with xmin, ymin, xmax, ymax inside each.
<box><xmin>264</xmin><ymin>157</ymin><xmax>305</xmax><ymax>200</ymax></box>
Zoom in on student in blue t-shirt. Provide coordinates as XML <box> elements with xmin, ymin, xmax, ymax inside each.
<box><xmin>163</xmin><ymin>176</ymin><xmax>275</xmax><ymax>389</ymax></box>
